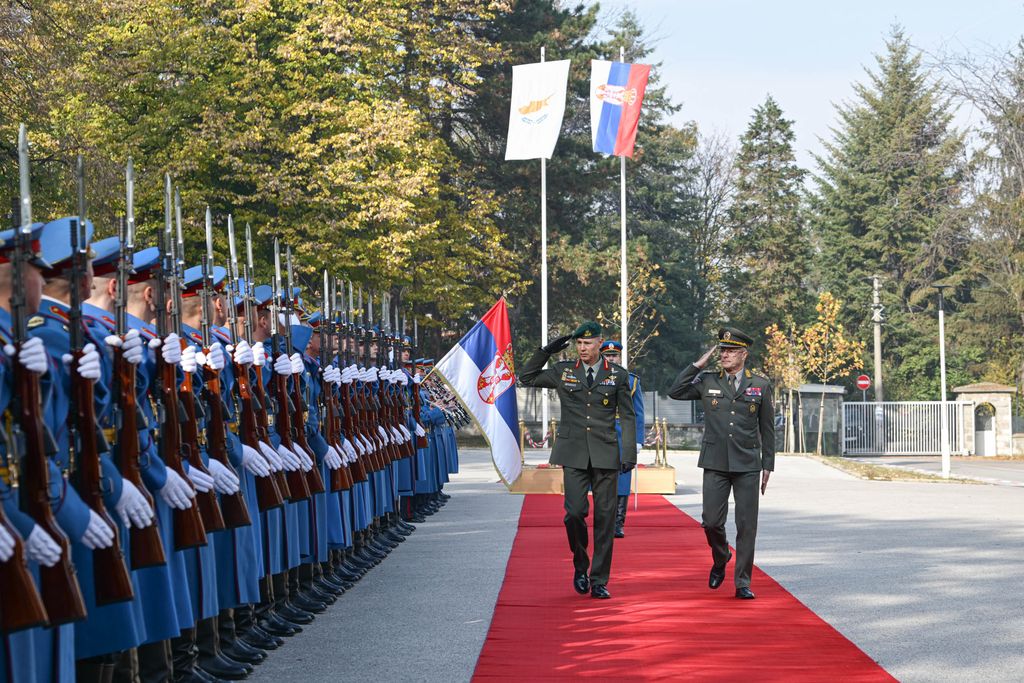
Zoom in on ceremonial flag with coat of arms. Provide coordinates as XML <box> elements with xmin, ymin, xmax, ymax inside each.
<box><xmin>434</xmin><ymin>298</ymin><xmax>521</xmax><ymax>485</ymax></box>
<box><xmin>590</xmin><ymin>60</ymin><xmax>651</xmax><ymax>157</ymax></box>
<box><xmin>504</xmin><ymin>60</ymin><xmax>571</xmax><ymax>160</ymax></box>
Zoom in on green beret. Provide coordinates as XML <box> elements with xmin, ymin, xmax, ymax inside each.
<box><xmin>572</xmin><ymin>321</ymin><xmax>602</xmax><ymax>340</ymax></box>
<box><xmin>718</xmin><ymin>326</ymin><xmax>753</xmax><ymax>348</ymax></box>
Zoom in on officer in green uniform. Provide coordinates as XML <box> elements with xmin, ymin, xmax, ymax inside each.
<box><xmin>519</xmin><ymin>321</ymin><xmax>636</xmax><ymax>600</ymax></box>
<box><xmin>668</xmin><ymin>327</ymin><xmax>774</xmax><ymax>600</ymax></box>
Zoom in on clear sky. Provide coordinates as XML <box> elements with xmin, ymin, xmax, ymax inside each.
<box><xmin>588</xmin><ymin>0</ymin><xmax>1024</xmax><ymax>170</ymax></box>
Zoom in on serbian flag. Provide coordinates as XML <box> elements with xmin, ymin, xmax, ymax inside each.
<box><xmin>590</xmin><ymin>60</ymin><xmax>651</xmax><ymax>157</ymax></box>
<box><xmin>434</xmin><ymin>298</ymin><xmax>521</xmax><ymax>485</ymax></box>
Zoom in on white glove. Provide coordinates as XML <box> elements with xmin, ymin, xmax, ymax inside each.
<box><xmin>398</xmin><ymin>424</ymin><xmax>412</xmax><ymax>441</ymax></box>
<box><xmin>276</xmin><ymin>445</ymin><xmax>301</xmax><ymax>472</ymax></box>
<box><xmin>252</xmin><ymin>341</ymin><xmax>267</xmax><ymax>367</ymax></box>
<box><xmin>415</xmin><ymin>423</ymin><xmax>426</xmax><ymax>437</ymax></box>
<box><xmin>274</xmin><ymin>353</ymin><xmax>292</xmax><ymax>376</ymax></box>
<box><xmin>198</xmin><ymin>342</ymin><xmax>226</xmax><ymax>371</ymax></box>
<box><xmin>81</xmin><ymin>510</ymin><xmax>115</xmax><ymax>549</ymax></box>
<box><xmin>4</xmin><ymin>337</ymin><xmax>48</xmax><ymax>375</ymax></box>
<box><xmin>180</xmin><ymin>345</ymin><xmax>198</xmax><ymax>373</ymax></box>
<box><xmin>413</xmin><ymin>373</ymin><xmax>423</xmax><ymax>385</ymax></box>
<box><xmin>258</xmin><ymin>441</ymin><xmax>283</xmax><ymax>472</ymax></box>
<box><xmin>160</xmin><ymin>333</ymin><xmax>183</xmax><ymax>365</ymax></box>
<box><xmin>115</xmin><ymin>479</ymin><xmax>155</xmax><ymax>529</ymax></box>
<box><xmin>106</xmin><ymin>329</ymin><xmax>144</xmax><ymax>365</ymax></box>
<box><xmin>397</xmin><ymin>372</ymin><xmax>408</xmax><ymax>386</ymax></box>
<box><xmin>289</xmin><ymin>352</ymin><xmax>303</xmax><ymax>375</ymax></box>
<box><xmin>62</xmin><ymin>343</ymin><xmax>101</xmax><ymax>380</ymax></box>
<box><xmin>233</xmin><ymin>340</ymin><xmax>254</xmax><ymax>366</ymax></box>
<box><xmin>358</xmin><ymin>434</ymin><xmax>374</xmax><ymax>454</ymax></box>
<box><xmin>293</xmin><ymin>444</ymin><xmax>314</xmax><ymax>472</ymax></box>
<box><xmin>207</xmin><ymin>459</ymin><xmax>240</xmax><ymax>495</ymax></box>
<box><xmin>241</xmin><ymin>444</ymin><xmax>271</xmax><ymax>477</ymax></box>
<box><xmin>324</xmin><ymin>445</ymin><xmax>343</xmax><ymax>470</ymax></box>
<box><xmin>340</xmin><ymin>366</ymin><xmax>356</xmax><ymax>384</ymax></box>
<box><xmin>364</xmin><ymin>367</ymin><xmax>379</xmax><ymax>382</ymax></box>
<box><xmin>0</xmin><ymin>524</ymin><xmax>15</xmax><ymax>562</ymax></box>
<box><xmin>323</xmin><ymin>365</ymin><xmax>341</xmax><ymax>385</ymax></box>
<box><xmin>389</xmin><ymin>426</ymin><xmax>404</xmax><ymax>443</ymax></box>
<box><xmin>377</xmin><ymin>425</ymin><xmax>390</xmax><ymax>444</ymax></box>
<box><xmin>341</xmin><ymin>438</ymin><xmax>357</xmax><ymax>463</ymax></box>
<box><xmin>186</xmin><ymin>465</ymin><xmax>214</xmax><ymax>493</ymax></box>
<box><xmin>25</xmin><ymin>526</ymin><xmax>61</xmax><ymax>567</ymax></box>
<box><xmin>158</xmin><ymin>468</ymin><xmax>196</xmax><ymax>510</ymax></box>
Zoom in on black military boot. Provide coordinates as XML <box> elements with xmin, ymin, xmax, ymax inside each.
<box><xmin>615</xmin><ymin>495</ymin><xmax>628</xmax><ymax>538</ymax></box>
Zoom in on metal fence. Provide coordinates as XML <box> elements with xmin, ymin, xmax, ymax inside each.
<box><xmin>842</xmin><ymin>401</ymin><xmax>969</xmax><ymax>456</ymax></box>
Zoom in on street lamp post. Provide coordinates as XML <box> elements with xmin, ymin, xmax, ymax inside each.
<box><xmin>933</xmin><ymin>284</ymin><xmax>951</xmax><ymax>478</ymax></box>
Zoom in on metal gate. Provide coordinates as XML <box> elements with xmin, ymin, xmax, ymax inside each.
<box><xmin>842</xmin><ymin>401</ymin><xmax>970</xmax><ymax>456</ymax></box>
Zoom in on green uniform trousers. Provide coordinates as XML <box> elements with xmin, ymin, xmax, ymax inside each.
<box><xmin>702</xmin><ymin>469</ymin><xmax>760</xmax><ymax>589</ymax></box>
<box><xmin>563</xmin><ymin>464</ymin><xmax>619</xmax><ymax>585</ymax></box>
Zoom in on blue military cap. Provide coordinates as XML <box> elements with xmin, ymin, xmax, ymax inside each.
<box><xmin>0</xmin><ymin>223</ymin><xmax>49</xmax><ymax>268</ymax></box>
<box><xmin>291</xmin><ymin>324</ymin><xmax>313</xmax><ymax>354</ymax></box>
<box><xmin>252</xmin><ymin>284</ymin><xmax>273</xmax><ymax>308</ymax></box>
<box><xmin>306</xmin><ymin>311</ymin><xmax>323</xmax><ymax>328</ymax></box>
<box><xmin>91</xmin><ymin>236</ymin><xmax>124</xmax><ymax>277</ymax></box>
<box><xmin>600</xmin><ymin>339</ymin><xmax>623</xmax><ymax>355</ymax></box>
<box><xmin>129</xmin><ymin>246</ymin><xmax>161</xmax><ymax>283</ymax></box>
<box><xmin>401</xmin><ymin>334</ymin><xmax>413</xmax><ymax>347</ymax></box>
<box><xmin>181</xmin><ymin>264</ymin><xmax>227</xmax><ymax>298</ymax></box>
<box><xmin>40</xmin><ymin>216</ymin><xmax>94</xmax><ymax>276</ymax></box>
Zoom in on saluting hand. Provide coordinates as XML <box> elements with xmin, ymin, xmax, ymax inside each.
<box><xmin>695</xmin><ymin>345</ymin><xmax>717</xmax><ymax>369</ymax></box>
<box><xmin>542</xmin><ymin>334</ymin><xmax>572</xmax><ymax>355</ymax></box>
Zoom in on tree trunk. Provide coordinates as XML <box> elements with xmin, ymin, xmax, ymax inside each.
<box><xmin>815</xmin><ymin>391</ymin><xmax>827</xmax><ymax>455</ymax></box>
<box><xmin>786</xmin><ymin>387</ymin><xmax>795</xmax><ymax>452</ymax></box>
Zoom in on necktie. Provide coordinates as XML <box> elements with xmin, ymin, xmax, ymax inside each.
<box><xmin>731</xmin><ymin>374</ymin><xmax>740</xmax><ymax>393</ymax></box>
<box><xmin>587</xmin><ymin>367</ymin><xmax>595</xmax><ymax>387</ymax></box>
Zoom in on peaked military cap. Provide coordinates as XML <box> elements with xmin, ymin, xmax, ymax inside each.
<box><xmin>90</xmin><ymin>236</ymin><xmax>124</xmax><ymax>277</ymax></box>
<box><xmin>306</xmin><ymin>311</ymin><xmax>323</xmax><ymax>328</ymax></box>
<box><xmin>0</xmin><ymin>223</ymin><xmax>48</xmax><ymax>268</ymax></box>
<box><xmin>40</xmin><ymin>216</ymin><xmax>94</xmax><ymax>277</ymax></box>
<box><xmin>600</xmin><ymin>339</ymin><xmax>623</xmax><ymax>355</ymax></box>
<box><xmin>181</xmin><ymin>264</ymin><xmax>227</xmax><ymax>298</ymax></box>
<box><xmin>252</xmin><ymin>284</ymin><xmax>273</xmax><ymax>308</ymax></box>
<box><xmin>129</xmin><ymin>246</ymin><xmax>161</xmax><ymax>283</ymax></box>
<box><xmin>718</xmin><ymin>326</ymin><xmax>753</xmax><ymax>348</ymax></box>
<box><xmin>571</xmin><ymin>320</ymin><xmax>601</xmax><ymax>339</ymax></box>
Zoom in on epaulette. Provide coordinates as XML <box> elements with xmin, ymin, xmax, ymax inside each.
<box><xmin>27</xmin><ymin>315</ymin><xmax>45</xmax><ymax>329</ymax></box>
<box><xmin>750</xmin><ymin>367</ymin><xmax>770</xmax><ymax>380</ymax></box>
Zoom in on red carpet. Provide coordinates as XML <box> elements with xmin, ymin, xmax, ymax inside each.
<box><xmin>473</xmin><ymin>494</ymin><xmax>894</xmax><ymax>681</ymax></box>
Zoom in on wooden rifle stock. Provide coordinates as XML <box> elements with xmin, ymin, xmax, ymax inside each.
<box><xmin>251</xmin><ymin>365</ymin><xmax>291</xmax><ymax>500</ymax></box>
<box><xmin>411</xmin><ymin>371</ymin><xmax>428</xmax><ymax>450</ymax></box>
<box><xmin>341</xmin><ymin>384</ymin><xmax>368</xmax><ymax>482</ymax></box>
<box><xmin>14</xmin><ymin>363</ymin><xmax>87</xmax><ymax>624</ymax></box>
<box><xmin>177</xmin><ymin>358</ymin><xmax>225</xmax><ymax>532</ymax></box>
<box><xmin>202</xmin><ymin>365</ymin><xmax>251</xmax><ymax>529</ymax></box>
<box><xmin>157</xmin><ymin>355</ymin><xmax>207</xmax><ymax>550</ymax></box>
<box><xmin>71</xmin><ymin>350</ymin><xmax>134</xmax><ymax>605</ymax></box>
<box><xmin>289</xmin><ymin>376</ymin><xmax>326</xmax><ymax>495</ymax></box>
<box><xmin>234</xmin><ymin>362</ymin><xmax>284</xmax><ymax>510</ymax></box>
<box><xmin>321</xmin><ymin>379</ymin><xmax>351</xmax><ymax>492</ymax></box>
<box><xmin>274</xmin><ymin>373</ymin><xmax>311</xmax><ymax>500</ymax></box>
<box><xmin>114</xmin><ymin>352</ymin><xmax>166</xmax><ymax>569</ymax></box>
<box><xmin>0</xmin><ymin>504</ymin><xmax>48</xmax><ymax>632</ymax></box>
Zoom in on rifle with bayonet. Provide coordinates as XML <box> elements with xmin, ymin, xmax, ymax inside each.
<box><xmin>155</xmin><ymin>175</ymin><xmax>207</xmax><ymax>550</ymax></box>
<box><xmin>69</xmin><ymin>156</ymin><xmax>134</xmax><ymax>605</ymax></box>
<box><xmin>228</xmin><ymin>221</ymin><xmax>283</xmax><ymax>511</ymax></box>
<box><xmin>340</xmin><ymin>283</ymin><xmax>368</xmax><ymax>483</ymax></box>
<box><xmin>408</xmin><ymin>312</ymin><xmax>428</xmax><ymax>450</ymax></box>
<box><xmin>357</xmin><ymin>290</ymin><xmax>385</xmax><ymax>472</ymax></box>
<box><xmin>113</xmin><ymin>162</ymin><xmax>166</xmax><ymax>568</ymax></box>
<box><xmin>320</xmin><ymin>275</ymin><xmax>351</xmax><ymax>493</ymax></box>
<box><xmin>271</xmin><ymin>238</ymin><xmax>311</xmax><ymax>501</ymax></box>
<box><xmin>11</xmin><ymin>126</ymin><xmax>87</xmax><ymax>624</ymax></box>
<box><xmin>200</xmin><ymin>209</ymin><xmax>250</xmax><ymax>529</ymax></box>
<box><xmin>284</xmin><ymin>246</ymin><xmax>325</xmax><ymax>495</ymax></box>
<box><xmin>172</xmin><ymin>194</ymin><xmax>225</xmax><ymax>533</ymax></box>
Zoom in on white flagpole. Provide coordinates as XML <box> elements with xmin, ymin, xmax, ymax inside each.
<box><xmin>619</xmin><ymin>46</ymin><xmax>629</xmax><ymax>368</ymax></box>
<box><xmin>540</xmin><ymin>45</ymin><xmax>550</xmax><ymax>443</ymax></box>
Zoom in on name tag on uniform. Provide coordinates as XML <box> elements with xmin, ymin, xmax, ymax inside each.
<box><xmin>745</xmin><ymin>387</ymin><xmax>762</xmax><ymax>397</ymax></box>
<box><xmin>707</xmin><ymin>389</ymin><xmax>722</xmax><ymax>396</ymax></box>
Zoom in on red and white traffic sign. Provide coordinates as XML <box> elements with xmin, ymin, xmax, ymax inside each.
<box><xmin>855</xmin><ymin>375</ymin><xmax>871</xmax><ymax>391</ymax></box>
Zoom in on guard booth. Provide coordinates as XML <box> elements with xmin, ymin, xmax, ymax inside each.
<box><xmin>796</xmin><ymin>384</ymin><xmax>845</xmax><ymax>455</ymax></box>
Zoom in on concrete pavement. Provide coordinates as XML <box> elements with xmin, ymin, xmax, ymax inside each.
<box><xmin>850</xmin><ymin>455</ymin><xmax>1024</xmax><ymax>486</ymax></box>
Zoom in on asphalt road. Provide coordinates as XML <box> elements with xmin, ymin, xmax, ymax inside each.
<box><xmin>849</xmin><ymin>455</ymin><xmax>1024</xmax><ymax>486</ymax></box>
<box><xmin>251</xmin><ymin>448</ymin><xmax>1024</xmax><ymax>682</ymax></box>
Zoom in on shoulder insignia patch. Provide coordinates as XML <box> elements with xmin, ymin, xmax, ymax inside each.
<box><xmin>751</xmin><ymin>367</ymin><xmax>770</xmax><ymax>380</ymax></box>
<box><xmin>48</xmin><ymin>305</ymin><xmax>70</xmax><ymax>323</ymax></box>
<box><xmin>27</xmin><ymin>315</ymin><xmax>45</xmax><ymax>329</ymax></box>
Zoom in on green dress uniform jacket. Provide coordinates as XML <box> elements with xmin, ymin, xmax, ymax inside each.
<box><xmin>668</xmin><ymin>364</ymin><xmax>775</xmax><ymax>472</ymax></box>
<box><xmin>519</xmin><ymin>349</ymin><xmax>637</xmax><ymax>469</ymax></box>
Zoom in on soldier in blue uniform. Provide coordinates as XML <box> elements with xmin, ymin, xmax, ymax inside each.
<box><xmin>599</xmin><ymin>340</ymin><xmax>646</xmax><ymax>539</ymax></box>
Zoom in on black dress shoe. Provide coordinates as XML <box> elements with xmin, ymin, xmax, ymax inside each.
<box><xmin>590</xmin><ymin>584</ymin><xmax>611</xmax><ymax>599</ymax></box>
<box><xmin>240</xmin><ymin>626</ymin><xmax>283</xmax><ymax>650</ymax></box>
<box><xmin>614</xmin><ymin>527</ymin><xmax>625</xmax><ymax>539</ymax></box>
<box><xmin>222</xmin><ymin>641</ymin><xmax>266</xmax><ymax>665</ymax></box>
<box><xmin>709</xmin><ymin>552</ymin><xmax>732</xmax><ymax>589</ymax></box>
<box><xmin>197</xmin><ymin>654</ymin><xmax>251</xmax><ymax>680</ymax></box>
<box><xmin>278</xmin><ymin>604</ymin><xmax>315</xmax><ymax>624</ymax></box>
<box><xmin>263</xmin><ymin>613</ymin><xmax>303</xmax><ymax>635</ymax></box>
<box><xmin>735</xmin><ymin>587</ymin><xmax>756</xmax><ymax>600</ymax></box>
<box><xmin>572</xmin><ymin>571</ymin><xmax>590</xmax><ymax>595</ymax></box>
<box><xmin>186</xmin><ymin>666</ymin><xmax>224</xmax><ymax>683</ymax></box>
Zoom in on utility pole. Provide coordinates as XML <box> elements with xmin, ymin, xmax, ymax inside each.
<box><xmin>871</xmin><ymin>276</ymin><xmax>884</xmax><ymax>402</ymax></box>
